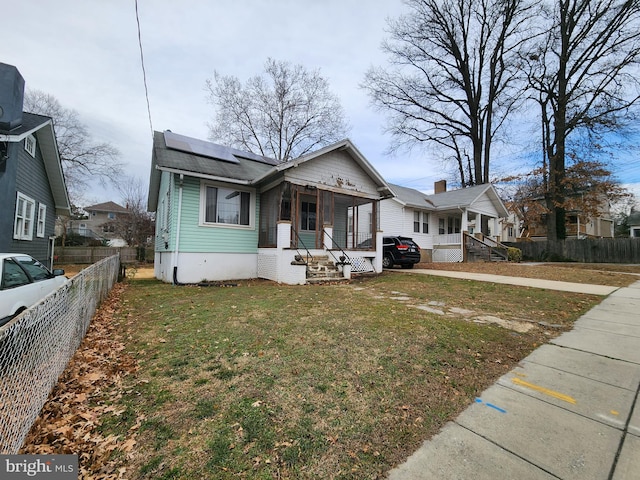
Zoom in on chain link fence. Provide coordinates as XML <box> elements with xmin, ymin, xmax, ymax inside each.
<box><xmin>0</xmin><ymin>254</ymin><xmax>120</xmax><ymax>454</ymax></box>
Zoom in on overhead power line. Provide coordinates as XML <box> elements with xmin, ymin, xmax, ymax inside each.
<box><xmin>135</xmin><ymin>0</ymin><xmax>154</xmax><ymax>140</ymax></box>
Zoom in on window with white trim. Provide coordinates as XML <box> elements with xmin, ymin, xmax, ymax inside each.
<box><xmin>24</xmin><ymin>134</ymin><xmax>36</xmax><ymax>157</ymax></box>
<box><xmin>14</xmin><ymin>192</ymin><xmax>35</xmax><ymax>240</ymax></box>
<box><xmin>36</xmin><ymin>203</ymin><xmax>47</xmax><ymax>238</ymax></box>
<box><xmin>414</xmin><ymin>211</ymin><xmax>430</xmax><ymax>234</ymax></box>
<box><xmin>201</xmin><ymin>184</ymin><xmax>251</xmax><ymax>226</ymax></box>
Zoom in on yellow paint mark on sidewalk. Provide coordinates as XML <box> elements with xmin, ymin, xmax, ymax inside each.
<box><xmin>611</xmin><ymin>410</ymin><xmax>619</xmax><ymax>416</ymax></box>
<box><xmin>512</xmin><ymin>378</ymin><xmax>577</xmax><ymax>405</ymax></box>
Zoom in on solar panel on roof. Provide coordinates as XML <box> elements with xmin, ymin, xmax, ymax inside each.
<box><xmin>164</xmin><ymin>131</ymin><xmax>239</xmax><ymax>164</ymax></box>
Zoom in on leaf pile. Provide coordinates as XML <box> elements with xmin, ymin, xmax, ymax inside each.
<box><xmin>20</xmin><ymin>282</ymin><xmax>139</xmax><ymax>479</ymax></box>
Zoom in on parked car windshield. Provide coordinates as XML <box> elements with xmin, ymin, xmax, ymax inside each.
<box><xmin>1</xmin><ymin>258</ymin><xmax>31</xmax><ymax>289</ymax></box>
<box><xmin>15</xmin><ymin>255</ymin><xmax>52</xmax><ymax>281</ymax></box>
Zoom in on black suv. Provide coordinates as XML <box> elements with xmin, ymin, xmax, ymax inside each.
<box><xmin>382</xmin><ymin>236</ymin><xmax>421</xmax><ymax>269</ymax></box>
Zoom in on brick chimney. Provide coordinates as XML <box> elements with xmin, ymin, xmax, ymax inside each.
<box><xmin>434</xmin><ymin>180</ymin><xmax>447</xmax><ymax>194</ymax></box>
<box><xmin>0</xmin><ymin>63</ymin><xmax>25</xmax><ymax>131</ymax></box>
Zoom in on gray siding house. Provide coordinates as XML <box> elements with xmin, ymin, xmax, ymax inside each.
<box><xmin>0</xmin><ymin>63</ymin><xmax>70</xmax><ymax>267</ymax></box>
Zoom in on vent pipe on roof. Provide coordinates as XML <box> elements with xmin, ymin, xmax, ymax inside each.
<box><xmin>0</xmin><ymin>63</ymin><xmax>25</xmax><ymax>131</ymax></box>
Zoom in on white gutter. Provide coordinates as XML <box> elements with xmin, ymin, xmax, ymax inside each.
<box><xmin>157</xmin><ymin>165</ymin><xmax>252</xmax><ymax>186</ymax></box>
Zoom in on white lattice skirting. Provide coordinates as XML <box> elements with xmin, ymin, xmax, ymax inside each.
<box><xmin>350</xmin><ymin>256</ymin><xmax>375</xmax><ymax>272</ymax></box>
<box><xmin>433</xmin><ymin>249</ymin><xmax>463</xmax><ymax>263</ymax></box>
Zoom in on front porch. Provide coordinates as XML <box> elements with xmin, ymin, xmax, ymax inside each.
<box><xmin>430</xmin><ymin>208</ymin><xmax>506</xmax><ymax>263</ymax></box>
<box><xmin>258</xmin><ymin>182</ymin><xmax>383</xmax><ymax>284</ymax></box>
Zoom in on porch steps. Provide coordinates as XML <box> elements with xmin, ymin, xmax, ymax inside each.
<box><xmin>305</xmin><ymin>255</ymin><xmax>347</xmax><ymax>283</ymax></box>
<box><xmin>467</xmin><ymin>245</ymin><xmax>506</xmax><ymax>262</ymax></box>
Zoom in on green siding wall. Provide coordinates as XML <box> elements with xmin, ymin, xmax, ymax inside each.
<box><xmin>161</xmin><ymin>176</ymin><xmax>259</xmax><ymax>254</ymax></box>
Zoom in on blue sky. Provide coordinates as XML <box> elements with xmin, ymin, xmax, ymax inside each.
<box><xmin>4</xmin><ymin>0</ymin><xmax>639</xmax><ymax>207</ymax></box>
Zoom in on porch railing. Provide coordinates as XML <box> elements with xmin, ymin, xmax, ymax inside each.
<box><xmin>291</xmin><ymin>228</ymin><xmax>313</xmax><ymax>265</ymax></box>
<box><xmin>432</xmin><ymin>233</ymin><xmax>462</xmax><ymax>245</ymax></box>
<box><xmin>464</xmin><ymin>233</ymin><xmax>509</xmax><ymax>261</ymax></box>
<box><xmin>322</xmin><ymin>228</ymin><xmax>351</xmax><ymax>266</ymax></box>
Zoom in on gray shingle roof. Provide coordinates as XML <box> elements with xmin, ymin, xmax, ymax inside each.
<box><xmin>389</xmin><ymin>182</ymin><xmax>507</xmax><ymax>215</ymax></box>
<box><xmin>86</xmin><ymin>201</ymin><xmax>129</xmax><ymax>213</ymax></box>
<box><xmin>148</xmin><ymin>131</ymin><xmax>279</xmax><ymax>210</ymax></box>
<box><xmin>0</xmin><ymin>112</ymin><xmax>50</xmax><ymax>137</ymax></box>
<box><xmin>152</xmin><ymin>131</ymin><xmax>277</xmax><ymax>181</ymax></box>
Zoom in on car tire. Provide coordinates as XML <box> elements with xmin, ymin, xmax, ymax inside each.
<box><xmin>382</xmin><ymin>255</ymin><xmax>393</xmax><ymax>268</ymax></box>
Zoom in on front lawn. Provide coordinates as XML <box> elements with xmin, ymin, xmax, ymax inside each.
<box><xmin>25</xmin><ymin>272</ymin><xmax>601</xmax><ymax>479</ymax></box>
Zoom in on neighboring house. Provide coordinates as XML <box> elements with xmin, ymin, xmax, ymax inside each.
<box><xmin>628</xmin><ymin>210</ymin><xmax>640</xmax><ymax>238</ymax></box>
<box><xmin>147</xmin><ymin>131</ymin><xmax>394</xmax><ymax>285</ymax></box>
<box><xmin>515</xmin><ymin>195</ymin><xmax>615</xmax><ymax>240</ymax></box>
<box><xmin>73</xmin><ymin>201</ymin><xmax>131</xmax><ymax>246</ymax></box>
<box><xmin>0</xmin><ymin>63</ymin><xmax>70</xmax><ymax>268</ymax></box>
<box><xmin>381</xmin><ymin>181</ymin><xmax>509</xmax><ymax>262</ymax></box>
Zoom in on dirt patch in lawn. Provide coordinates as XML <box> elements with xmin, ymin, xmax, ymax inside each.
<box><xmin>414</xmin><ymin>261</ymin><xmax>640</xmax><ymax>287</ymax></box>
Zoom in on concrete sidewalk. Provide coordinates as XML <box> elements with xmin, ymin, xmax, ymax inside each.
<box><xmin>403</xmin><ymin>268</ymin><xmax>620</xmax><ymax>295</ymax></box>
<box><xmin>388</xmin><ymin>280</ymin><xmax>640</xmax><ymax>479</ymax></box>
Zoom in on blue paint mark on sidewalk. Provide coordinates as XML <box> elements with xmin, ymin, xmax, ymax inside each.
<box><xmin>475</xmin><ymin>397</ymin><xmax>507</xmax><ymax>413</ymax></box>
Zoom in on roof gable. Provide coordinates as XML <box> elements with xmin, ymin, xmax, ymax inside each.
<box><xmin>86</xmin><ymin>201</ymin><xmax>129</xmax><ymax>213</ymax></box>
<box><xmin>389</xmin><ymin>183</ymin><xmax>508</xmax><ymax>217</ymax></box>
<box><xmin>262</xmin><ymin>139</ymin><xmax>393</xmax><ymax>198</ymax></box>
<box><xmin>13</xmin><ymin>113</ymin><xmax>70</xmax><ymax>216</ymax></box>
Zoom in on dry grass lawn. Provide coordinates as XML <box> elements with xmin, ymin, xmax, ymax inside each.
<box><xmin>26</xmin><ymin>261</ymin><xmax>638</xmax><ymax>479</ymax></box>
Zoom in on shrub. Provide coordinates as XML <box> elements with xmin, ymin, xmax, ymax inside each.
<box><xmin>508</xmin><ymin>247</ymin><xmax>522</xmax><ymax>262</ymax></box>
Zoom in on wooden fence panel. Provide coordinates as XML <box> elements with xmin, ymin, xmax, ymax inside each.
<box><xmin>55</xmin><ymin>247</ymin><xmax>152</xmax><ymax>264</ymax></box>
<box><xmin>507</xmin><ymin>239</ymin><xmax>640</xmax><ymax>263</ymax></box>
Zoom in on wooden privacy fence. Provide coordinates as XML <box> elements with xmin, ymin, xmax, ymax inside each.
<box><xmin>509</xmin><ymin>238</ymin><xmax>640</xmax><ymax>263</ymax></box>
<box><xmin>55</xmin><ymin>246</ymin><xmax>153</xmax><ymax>264</ymax></box>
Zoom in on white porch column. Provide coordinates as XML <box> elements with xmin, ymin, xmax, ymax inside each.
<box><xmin>460</xmin><ymin>208</ymin><xmax>468</xmax><ymax>233</ymax></box>
<box><xmin>374</xmin><ymin>230</ymin><xmax>384</xmax><ymax>272</ymax></box>
<box><xmin>476</xmin><ymin>213</ymin><xmax>483</xmax><ymax>237</ymax></box>
<box><xmin>323</xmin><ymin>226</ymin><xmax>333</xmax><ymax>249</ymax></box>
<box><xmin>492</xmin><ymin>217</ymin><xmax>500</xmax><ymax>240</ymax></box>
<box><xmin>277</xmin><ymin>221</ymin><xmax>291</xmax><ymax>249</ymax></box>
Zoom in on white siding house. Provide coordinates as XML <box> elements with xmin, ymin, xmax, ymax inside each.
<box><xmin>381</xmin><ymin>181</ymin><xmax>509</xmax><ymax>262</ymax></box>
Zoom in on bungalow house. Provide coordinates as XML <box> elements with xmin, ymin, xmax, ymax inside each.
<box><xmin>0</xmin><ymin>63</ymin><xmax>70</xmax><ymax>268</ymax></box>
<box><xmin>147</xmin><ymin>131</ymin><xmax>394</xmax><ymax>285</ymax></box>
<box><xmin>381</xmin><ymin>180</ymin><xmax>509</xmax><ymax>262</ymax></box>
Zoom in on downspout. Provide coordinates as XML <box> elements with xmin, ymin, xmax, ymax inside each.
<box><xmin>173</xmin><ymin>173</ymin><xmax>184</xmax><ymax>285</ymax></box>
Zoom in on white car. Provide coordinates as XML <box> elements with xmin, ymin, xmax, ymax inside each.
<box><xmin>0</xmin><ymin>254</ymin><xmax>68</xmax><ymax>327</ymax></box>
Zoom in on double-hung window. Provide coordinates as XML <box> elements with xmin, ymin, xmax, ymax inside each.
<box><xmin>202</xmin><ymin>185</ymin><xmax>251</xmax><ymax>226</ymax></box>
<box><xmin>24</xmin><ymin>134</ymin><xmax>36</xmax><ymax>157</ymax></box>
<box><xmin>14</xmin><ymin>192</ymin><xmax>35</xmax><ymax>240</ymax></box>
<box><xmin>414</xmin><ymin>211</ymin><xmax>430</xmax><ymax>234</ymax></box>
<box><xmin>36</xmin><ymin>204</ymin><xmax>46</xmax><ymax>238</ymax></box>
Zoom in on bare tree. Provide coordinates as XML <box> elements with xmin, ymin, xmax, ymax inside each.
<box><xmin>363</xmin><ymin>0</ymin><xmax>539</xmax><ymax>186</ymax></box>
<box><xmin>205</xmin><ymin>58</ymin><xmax>349</xmax><ymax>162</ymax></box>
<box><xmin>110</xmin><ymin>176</ymin><xmax>155</xmax><ymax>250</ymax></box>
<box><xmin>525</xmin><ymin>0</ymin><xmax>640</xmax><ymax>240</ymax></box>
<box><xmin>24</xmin><ymin>90</ymin><xmax>124</xmax><ymax>202</ymax></box>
